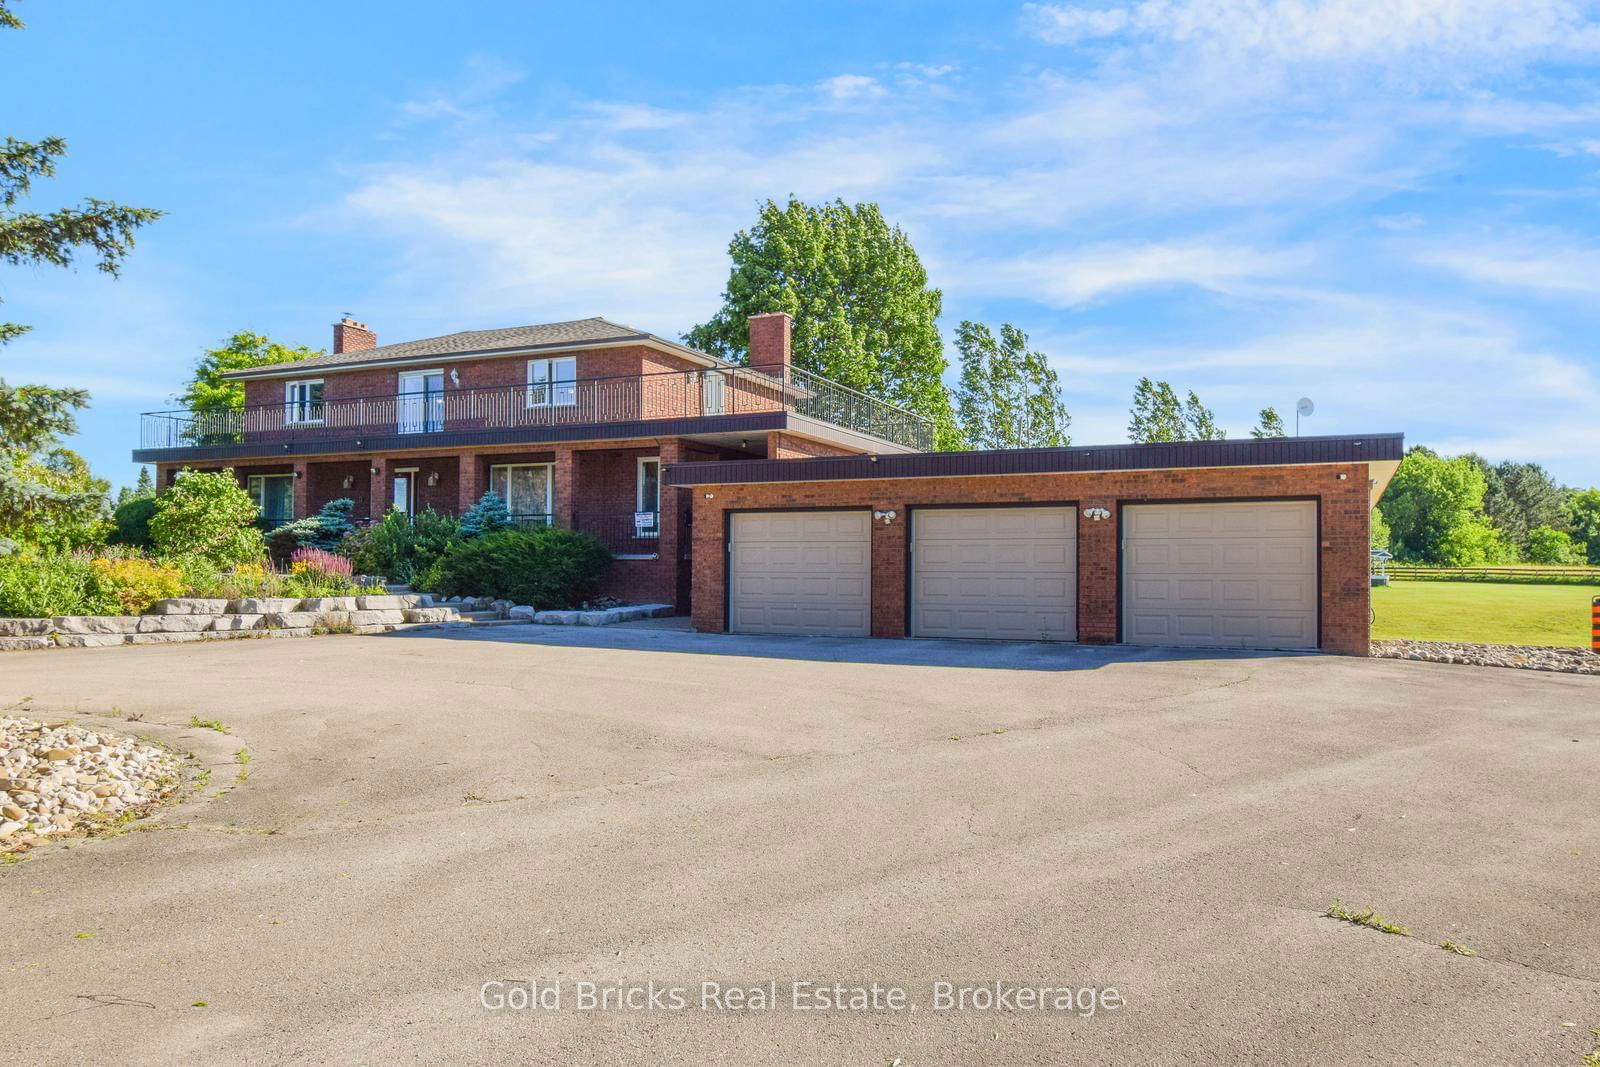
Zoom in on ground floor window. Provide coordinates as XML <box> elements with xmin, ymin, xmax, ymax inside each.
<box><xmin>489</xmin><ymin>463</ymin><xmax>553</xmax><ymax>525</ymax></box>
<box><xmin>247</xmin><ymin>474</ymin><xmax>293</xmax><ymax>525</ymax></box>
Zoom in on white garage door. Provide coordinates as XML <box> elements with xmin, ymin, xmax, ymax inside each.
<box><xmin>912</xmin><ymin>507</ymin><xmax>1077</xmax><ymax>641</ymax></box>
<box><xmin>1122</xmin><ymin>501</ymin><xmax>1317</xmax><ymax>650</ymax></box>
<box><xmin>729</xmin><ymin>511</ymin><xmax>871</xmax><ymax>637</ymax></box>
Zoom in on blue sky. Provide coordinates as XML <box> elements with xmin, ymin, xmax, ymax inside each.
<box><xmin>6</xmin><ymin>0</ymin><xmax>1600</xmax><ymax>488</ymax></box>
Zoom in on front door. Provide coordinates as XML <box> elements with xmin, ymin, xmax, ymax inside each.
<box><xmin>392</xmin><ymin>471</ymin><xmax>417</xmax><ymax>517</ymax></box>
<box><xmin>398</xmin><ymin>371</ymin><xmax>445</xmax><ymax>434</ymax></box>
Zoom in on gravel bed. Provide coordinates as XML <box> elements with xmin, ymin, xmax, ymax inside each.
<box><xmin>1371</xmin><ymin>639</ymin><xmax>1600</xmax><ymax>675</ymax></box>
<box><xmin>0</xmin><ymin>715</ymin><xmax>182</xmax><ymax>847</ymax></box>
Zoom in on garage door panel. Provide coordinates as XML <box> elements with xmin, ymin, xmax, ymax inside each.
<box><xmin>1122</xmin><ymin>501</ymin><xmax>1317</xmax><ymax>650</ymax></box>
<box><xmin>912</xmin><ymin>507</ymin><xmax>1077</xmax><ymax>641</ymax></box>
<box><xmin>730</xmin><ymin>512</ymin><xmax>871</xmax><ymax>637</ymax></box>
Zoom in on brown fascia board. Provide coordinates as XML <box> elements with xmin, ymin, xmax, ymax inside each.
<box><xmin>664</xmin><ymin>433</ymin><xmax>1406</xmax><ymax>486</ymax></box>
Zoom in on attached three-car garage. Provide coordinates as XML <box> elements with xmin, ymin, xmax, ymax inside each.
<box><xmin>682</xmin><ymin>435</ymin><xmax>1402</xmax><ymax>655</ymax></box>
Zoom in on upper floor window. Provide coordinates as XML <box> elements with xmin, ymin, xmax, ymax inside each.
<box><xmin>527</xmin><ymin>357</ymin><xmax>577</xmax><ymax>408</ymax></box>
<box><xmin>284</xmin><ymin>380</ymin><xmax>324</xmax><ymax>424</ymax></box>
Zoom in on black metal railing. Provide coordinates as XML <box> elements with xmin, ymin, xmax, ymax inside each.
<box><xmin>577</xmin><ymin>512</ymin><xmax>662</xmax><ymax>556</ymax></box>
<box><xmin>138</xmin><ymin>365</ymin><xmax>934</xmax><ymax>454</ymax></box>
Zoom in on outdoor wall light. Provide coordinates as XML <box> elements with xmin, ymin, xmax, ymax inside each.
<box><xmin>369</xmin><ymin>466</ymin><xmax>380</xmax><ymax>475</ymax></box>
<box><xmin>449</xmin><ymin>369</ymin><xmax>461</xmax><ymax>387</ymax></box>
<box><xmin>873</xmin><ymin>509</ymin><xmax>897</xmax><ymax>524</ymax></box>
<box><xmin>704</xmin><ymin>492</ymin><xmax>714</xmax><ymax>499</ymax></box>
<box><xmin>1083</xmin><ymin>507</ymin><xmax>1111</xmax><ymax>521</ymax></box>
<box><xmin>341</xmin><ymin>475</ymin><xmax>354</xmax><ymax>489</ymax></box>
<box><xmin>426</xmin><ymin>471</ymin><xmax>439</xmax><ymax>487</ymax></box>
<box><xmin>293</xmin><ymin>470</ymin><xmax>303</xmax><ymax>479</ymax></box>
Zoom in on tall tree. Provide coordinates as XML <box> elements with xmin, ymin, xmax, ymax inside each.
<box><xmin>0</xmin><ymin>384</ymin><xmax>108</xmax><ymax>552</ymax></box>
<box><xmin>1490</xmin><ymin>460</ymin><xmax>1567</xmax><ymax>553</ymax></box>
<box><xmin>1128</xmin><ymin>378</ymin><xmax>1186</xmax><ymax>442</ymax></box>
<box><xmin>0</xmin><ymin>1</ymin><xmax>160</xmax><ymax>551</ymax></box>
<box><xmin>1567</xmin><ymin>488</ymin><xmax>1600</xmax><ymax>565</ymax></box>
<box><xmin>952</xmin><ymin>321</ymin><xmax>1071</xmax><ymax>449</ymax></box>
<box><xmin>178</xmin><ymin>331</ymin><xmax>324</xmax><ymax>416</ymax></box>
<box><xmin>1377</xmin><ymin>448</ymin><xmax>1504</xmax><ymax>564</ymax></box>
<box><xmin>1251</xmin><ymin>406</ymin><xmax>1286</xmax><ymax>438</ymax></box>
<box><xmin>685</xmin><ymin>196</ymin><xmax>959</xmax><ymax>447</ymax></box>
<box><xmin>1183</xmin><ymin>390</ymin><xmax>1226</xmax><ymax>441</ymax></box>
<box><xmin>1128</xmin><ymin>379</ymin><xmax>1224</xmax><ymax>442</ymax></box>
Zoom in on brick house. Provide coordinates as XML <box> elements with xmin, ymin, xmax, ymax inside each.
<box><xmin>134</xmin><ymin>313</ymin><xmax>927</xmax><ymax>609</ymax></box>
<box><xmin>136</xmin><ymin>312</ymin><xmax>1401</xmax><ymax>652</ymax></box>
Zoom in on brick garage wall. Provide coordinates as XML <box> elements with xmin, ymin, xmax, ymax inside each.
<box><xmin>688</xmin><ymin>463</ymin><xmax>1373</xmax><ymax>654</ymax></box>
<box><xmin>767</xmin><ymin>431</ymin><xmax>862</xmax><ymax>459</ymax></box>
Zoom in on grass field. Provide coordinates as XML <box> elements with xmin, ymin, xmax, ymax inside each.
<box><xmin>1372</xmin><ymin>582</ymin><xmax>1597</xmax><ymax>647</ymax></box>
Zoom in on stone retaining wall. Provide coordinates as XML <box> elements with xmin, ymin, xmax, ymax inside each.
<box><xmin>0</xmin><ymin>595</ymin><xmax>443</xmax><ymax>651</ymax></box>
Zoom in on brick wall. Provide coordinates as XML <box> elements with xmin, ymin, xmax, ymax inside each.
<box><xmin>688</xmin><ymin>463</ymin><xmax>1373</xmax><ymax>654</ymax></box>
<box><xmin>767</xmin><ymin>431</ymin><xmax>861</xmax><ymax>459</ymax></box>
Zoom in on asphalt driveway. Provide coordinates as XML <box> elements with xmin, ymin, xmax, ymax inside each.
<box><xmin>4</xmin><ymin>627</ymin><xmax>1597</xmax><ymax>1065</ymax></box>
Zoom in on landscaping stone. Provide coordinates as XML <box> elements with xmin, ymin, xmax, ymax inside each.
<box><xmin>0</xmin><ymin>715</ymin><xmax>180</xmax><ymax>844</ymax></box>
<box><xmin>136</xmin><ymin>614</ymin><xmax>214</xmax><ymax>633</ymax></box>
<box><xmin>263</xmin><ymin>611</ymin><xmax>322</xmax><ymax>630</ymax></box>
<box><xmin>1371</xmin><ymin>640</ymin><xmax>1600</xmax><ymax>676</ymax></box>
<box><xmin>507</xmin><ymin>605</ymin><xmax>537</xmax><ymax>621</ymax></box>
<box><xmin>208</xmin><ymin>614</ymin><xmax>265</xmax><ymax>632</ymax></box>
<box><xmin>50</xmin><ymin>616</ymin><xmax>138</xmax><ymax>635</ymax></box>
<box><xmin>300</xmin><ymin>597</ymin><xmax>359</xmax><ymax>612</ymax></box>
<box><xmin>0</xmin><ymin>618</ymin><xmax>53</xmax><ymax>636</ymax></box>
<box><xmin>126</xmin><ymin>631</ymin><xmax>204</xmax><ymax>644</ymax></box>
<box><xmin>349</xmin><ymin>609</ymin><xmax>408</xmax><ymax>626</ymax></box>
<box><xmin>402</xmin><ymin>607</ymin><xmax>457</xmax><ymax>623</ymax></box>
<box><xmin>266</xmin><ymin>628</ymin><xmax>313</xmax><ymax>639</ymax></box>
<box><xmin>355</xmin><ymin>595</ymin><xmax>406</xmax><ymax>610</ymax></box>
<box><xmin>226</xmin><ymin>597</ymin><xmax>302</xmax><ymax>614</ymax></box>
<box><xmin>148</xmin><ymin>598</ymin><xmax>229</xmax><ymax>615</ymax></box>
<box><xmin>53</xmin><ymin>634</ymin><xmax>127</xmax><ymax>649</ymax></box>
<box><xmin>533</xmin><ymin>610</ymin><xmax>579</xmax><ymax>625</ymax></box>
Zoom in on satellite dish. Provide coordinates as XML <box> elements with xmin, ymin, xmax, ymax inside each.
<box><xmin>1295</xmin><ymin>396</ymin><xmax>1314</xmax><ymax>436</ymax></box>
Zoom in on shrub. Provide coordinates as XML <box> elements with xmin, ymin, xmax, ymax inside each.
<box><xmin>459</xmin><ymin>490</ymin><xmax>511</xmax><ymax>537</ymax></box>
<box><xmin>89</xmin><ymin>557</ymin><xmax>185</xmax><ymax>614</ymax></box>
<box><xmin>419</xmin><ymin>527</ymin><xmax>610</xmax><ymax>609</ymax></box>
<box><xmin>342</xmin><ymin>508</ymin><xmax>459</xmax><ymax>583</ymax></box>
<box><xmin>110</xmin><ymin>495</ymin><xmax>158</xmax><ymax>549</ymax></box>
<box><xmin>284</xmin><ymin>547</ymin><xmax>359</xmax><ymax>598</ymax></box>
<box><xmin>0</xmin><ymin>551</ymin><xmax>114</xmax><ymax>617</ymax></box>
<box><xmin>265</xmin><ymin>498</ymin><xmax>355</xmax><ymax>560</ymax></box>
<box><xmin>150</xmin><ymin>469</ymin><xmax>265</xmax><ymax>567</ymax></box>
<box><xmin>1526</xmin><ymin>525</ymin><xmax>1584</xmax><ymax>565</ymax></box>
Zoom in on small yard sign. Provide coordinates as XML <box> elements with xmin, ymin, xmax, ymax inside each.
<box><xmin>634</xmin><ymin>511</ymin><xmax>655</xmax><ymax>531</ymax></box>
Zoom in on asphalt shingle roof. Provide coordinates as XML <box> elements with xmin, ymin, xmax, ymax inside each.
<box><xmin>222</xmin><ymin>317</ymin><xmax>720</xmax><ymax>379</ymax></box>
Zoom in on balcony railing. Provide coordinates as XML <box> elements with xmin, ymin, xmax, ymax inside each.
<box><xmin>138</xmin><ymin>365</ymin><xmax>934</xmax><ymax>454</ymax></box>
<box><xmin>577</xmin><ymin>512</ymin><xmax>662</xmax><ymax>557</ymax></box>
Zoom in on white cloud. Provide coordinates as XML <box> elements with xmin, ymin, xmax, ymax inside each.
<box><xmin>1414</xmin><ymin>231</ymin><xmax>1600</xmax><ymax>298</ymax></box>
<box><xmin>820</xmin><ymin>74</ymin><xmax>886</xmax><ymax>101</ymax></box>
<box><xmin>1023</xmin><ymin>0</ymin><xmax>1600</xmax><ymax>67</ymax></box>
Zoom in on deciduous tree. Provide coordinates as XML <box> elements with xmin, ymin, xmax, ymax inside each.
<box><xmin>685</xmin><ymin>196</ymin><xmax>959</xmax><ymax>447</ymax></box>
<box><xmin>953</xmin><ymin>321</ymin><xmax>1071</xmax><ymax>449</ymax></box>
<box><xmin>178</xmin><ymin>331</ymin><xmax>324</xmax><ymax>416</ymax></box>
<box><xmin>1250</xmin><ymin>407</ymin><xmax>1286</xmax><ymax>438</ymax></box>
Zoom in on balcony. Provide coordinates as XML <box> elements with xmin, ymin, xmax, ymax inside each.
<box><xmin>135</xmin><ymin>366</ymin><xmax>933</xmax><ymax>460</ymax></box>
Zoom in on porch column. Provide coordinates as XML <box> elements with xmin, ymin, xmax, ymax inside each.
<box><xmin>553</xmin><ymin>448</ymin><xmax>576</xmax><ymax>529</ymax></box>
<box><xmin>458</xmin><ymin>453</ymin><xmax>484</xmax><ymax>513</ymax></box>
<box><xmin>291</xmin><ymin>460</ymin><xmax>310</xmax><ymax>519</ymax></box>
<box><xmin>368</xmin><ymin>458</ymin><xmax>390</xmax><ymax>523</ymax></box>
<box><xmin>657</xmin><ymin>439</ymin><xmax>683</xmax><ymax>558</ymax></box>
<box><xmin>1077</xmin><ymin>499</ymin><xmax>1117</xmax><ymax>644</ymax></box>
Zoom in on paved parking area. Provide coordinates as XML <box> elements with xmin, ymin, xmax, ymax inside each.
<box><xmin>3</xmin><ymin>628</ymin><xmax>1597</xmax><ymax>1065</ymax></box>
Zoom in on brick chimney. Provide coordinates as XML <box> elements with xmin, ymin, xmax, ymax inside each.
<box><xmin>747</xmin><ymin>312</ymin><xmax>792</xmax><ymax>378</ymax></box>
<box><xmin>333</xmin><ymin>316</ymin><xmax>376</xmax><ymax>354</ymax></box>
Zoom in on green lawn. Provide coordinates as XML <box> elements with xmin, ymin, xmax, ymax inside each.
<box><xmin>1372</xmin><ymin>581</ymin><xmax>1597</xmax><ymax>647</ymax></box>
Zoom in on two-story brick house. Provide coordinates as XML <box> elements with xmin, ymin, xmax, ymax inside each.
<box><xmin>134</xmin><ymin>312</ymin><xmax>929</xmax><ymax>609</ymax></box>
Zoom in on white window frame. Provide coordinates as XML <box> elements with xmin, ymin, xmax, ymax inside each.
<box><xmin>247</xmin><ymin>473</ymin><xmax>294</xmax><ymax>522</ymax></box>
<box><xmin>526</xmin><ymin>357</ymin><xmax>577</xmax><ymax>409</ymax></box>
<box><xmin>635</xmin><ymin>456</ymin><xmax>661</xmax><ymax>538</ymax></box>
<box><xmin>283</xmin><ymin>379</ymin><xmax>324</xmax><ymax>424</ymax></box>
<box><xmin>396</xmin><ymin>369</ymin><xmax>445</xmax><ymax>434</ymax></box>
<box><xmin>489</xmin><ymin>462</ymin><xmax>554</xmax><ymax>522</ymax></box>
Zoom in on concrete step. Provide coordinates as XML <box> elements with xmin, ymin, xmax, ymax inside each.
<box><xmin>457</xmin><ymin>610</ymin><xmax>504</xmax><ymax>623</ymax></box>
